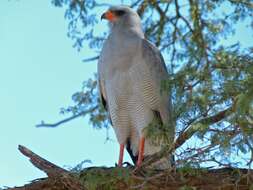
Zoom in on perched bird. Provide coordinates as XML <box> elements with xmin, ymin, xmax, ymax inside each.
<box><xmin>98</xmin><ymin>5</ymin><xmax>174</xmax><ymax>168</ymax></box>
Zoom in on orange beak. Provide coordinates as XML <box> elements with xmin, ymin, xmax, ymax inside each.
<box><xmin>101</xmin><ymin>11</ymin><xmax>117</xmax><ymax>22</ymax></box>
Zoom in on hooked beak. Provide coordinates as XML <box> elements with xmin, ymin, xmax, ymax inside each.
<box><xmin>101</xmin><ymin>10</ymin><xmax>117</xmax><ymax>22</ymax></box>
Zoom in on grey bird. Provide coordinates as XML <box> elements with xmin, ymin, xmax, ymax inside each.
<box><xmin>98</xmin><ymin>5</ymin><xmax>174</xmax><ymax>168</ymax></box>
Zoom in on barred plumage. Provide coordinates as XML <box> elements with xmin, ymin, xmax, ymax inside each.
<box><xmin>98</xmin><ymin>5</ymin><xmax>174</xmax><ymax>168</ymax></box>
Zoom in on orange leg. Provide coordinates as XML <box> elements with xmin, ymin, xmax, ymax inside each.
<box><xmin>118</xmin><ymin>144</ymin><xmax>124</xmax><ymax>167</ymax></box>
<box><xmin>137</xmin><ymin>137</ymin><xmax>145</xmax><ymax>167</ymax></box>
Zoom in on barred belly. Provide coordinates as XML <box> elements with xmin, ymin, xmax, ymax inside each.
<box><xmin>106</xmin><ymin>64</ymin><xmax>161</xmax><ymax>156</ymax></box>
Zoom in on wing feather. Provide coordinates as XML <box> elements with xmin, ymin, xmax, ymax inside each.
<box><xmin>141</xmin><ymin>39</ymin><xmax>171</xmax><ymax>124</ymax></box>
<box><xmin>98</xmin><ymin>77</ymin><xmax>107</xmax><ymax>110</ymax></box>
<box><xmin>142</xmin><ymin>39</ymin><xmax>168</xmax><ymax>76</ymax></box>
<box><xmin>98</xmin><ymin>58</ymin><xmax>113</xmax><ymax>125</ymax></box>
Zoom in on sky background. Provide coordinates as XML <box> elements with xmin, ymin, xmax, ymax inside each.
<box><xmin>0</xmin><ymin>0</ymin><xmax>252</xmax><ymax>188</ymax></box>
<box><xmin>0</xmin><ymin>1</ymin><xmax>130</xmax><ymax>187</ymax></box>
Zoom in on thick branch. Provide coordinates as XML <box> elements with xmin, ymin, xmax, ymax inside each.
<box><xmin>9</xmin><ymin>145</ymin><xmax>85</xmax><ymax>190</ymax></box>
<box><xmin>18</xmin><ymin>145</ymin><xmax>68</xmax><ymax>177</ymax></box>
<box><xmin>7</xmin><ymin>145</ymin><xmax>253</xmax><ymax>190</ymax></box>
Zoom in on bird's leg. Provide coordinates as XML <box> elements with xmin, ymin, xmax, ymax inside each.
<box><xmin>137</xmin><ymin>137</ymin><xmax>145</xmax><ymax>167</ymax></box>
<box><xmin>118</xmin><ymin>143</ymin><xmax>124</xmax><ymax>167</ymax></box>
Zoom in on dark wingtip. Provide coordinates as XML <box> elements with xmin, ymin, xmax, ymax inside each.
<box><xmin>126</xmin><ymin>139</ymin><xmax>138</xmax><ymax>165</ymax></box>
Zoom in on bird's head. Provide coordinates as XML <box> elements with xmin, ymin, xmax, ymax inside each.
<box><xmin>101</xmin><ymin>5</ymin><xmax>141</xmax><ymax>29</ymax></box>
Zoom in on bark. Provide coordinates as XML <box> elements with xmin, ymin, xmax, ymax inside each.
<box><xmin>6</xmin><ymin>145</ymin><xmax>253</xmax><ymax>190</ymax></box>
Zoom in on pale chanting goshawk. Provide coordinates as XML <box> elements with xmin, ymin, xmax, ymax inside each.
<box><xmin>98</xmin><ymin>5</ymin><xmax>174</xmax><ymax>168</ymax></box>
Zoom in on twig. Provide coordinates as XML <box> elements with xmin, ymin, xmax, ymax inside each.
<box><xmin>36</xmin><ymin>113</ymin><xmax>83</xmax><ymax>128</ymax></box>
<box><xmin>130</xmin><ymin>0</ymin><xmax>143</xmax><ymax>8</ymax></box>
<box><xmin>94</xmin><ymin>2</ymin><xmax>112</xmax><ymax>7</ymax></box>
<box><xmin>82</xmin><ymin>55</ymin><xmax>99</xmax><ymax>62</ymax></box>
<box><xmin>228</xmin><ymin>0</ymin><xmax>253</xmax><ymax>9</ymax></box>
<box><xmin>36</xmin><ymin>107</ymin><xmax>97</xmax><ymax>128</ymax></box>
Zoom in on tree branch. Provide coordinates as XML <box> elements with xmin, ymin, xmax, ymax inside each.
<box><xmin>82</xmin><ymin>55</ymin><xmax>99</xmax><ymax>63</ymax></box>
<box><xmin>142</xmin><ymin>106</ymin><xmax>233</xmax><ymax>167</ymax></box>
<box><xmin>36</xmin><ymin>112</ymin><xmax>83</xmax><ymax>128</ymax></box>
<box><xmin>6</xmin><ymin>145</ymin><xmax>253</xmax><ymax>190</ymax></box>
<box><xmin>18</xmin><ymin>145</ymin><xmax>68</xmax><ymax>177</ymax></box>
<box><xmin>36</xmin><ymin>107</ymin><xmax>97</xmax><ymax>128</ymax></box>
<box><xmin>175</xmin><ymin>106</ymin><xmax>233</xmax><ymax>148</ymax></box>
<box><xmin>9</xmin><ymin>145</ymin><xmax>85</xmax><ymax>190</ymax></box>
<box><xmin>228</xmin><ymin>0</ymin><xmax>253</xmax><ymax>9</ymax></box>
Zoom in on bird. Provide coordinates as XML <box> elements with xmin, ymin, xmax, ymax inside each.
<box><xmin>98</xmin><ymin>5</ymin><xmax>174</xmax><ymax>169</ymax></box>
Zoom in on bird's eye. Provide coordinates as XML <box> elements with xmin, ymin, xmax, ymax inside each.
<box><xmin>114</xmin><ymin>10</ymin><xmax>125</xmax><ymax>16</ymax></box>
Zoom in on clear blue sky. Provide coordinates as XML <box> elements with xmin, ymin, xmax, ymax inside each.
<box><xmin>0</xmin><ymin>0</ymin><xmax>252</xmax><ymax>188</ymax></box>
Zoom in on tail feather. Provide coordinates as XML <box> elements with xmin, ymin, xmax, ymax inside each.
<box><xmin>126</xmin><ymin>138</ymin><xmax>138</xmax><ymax>165</ymax></box>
